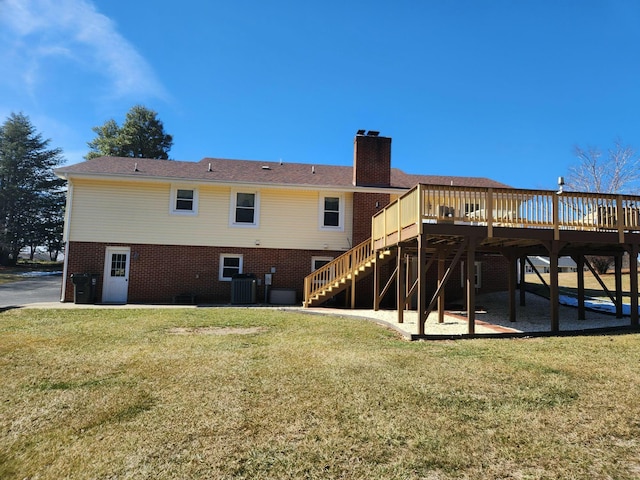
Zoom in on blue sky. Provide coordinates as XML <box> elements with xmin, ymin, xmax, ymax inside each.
<box><xmin>1</xmin><ymin>0</ymin><xmax>639</xmax><ymax>190</ymax></box>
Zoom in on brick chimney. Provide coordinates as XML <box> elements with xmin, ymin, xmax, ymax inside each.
<box><xmin>353</xmin><ymin>130</ymin><xmax>391</xmax><ymax>187</ymax></box>
<box><xmin>352</xmin><ymin>130</ymin><xmax>392</xmax><ymax>245</ymax></box>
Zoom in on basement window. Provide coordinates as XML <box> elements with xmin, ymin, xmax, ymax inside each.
<box><xmin>220</xmin><ymin>254</ymin><xmax>243</xmax><ymax>281</ymax></box>
<box><xmin>311</xmin><ymin>256</ymin><xmax>333</xmax><ymax>271</ymax></box>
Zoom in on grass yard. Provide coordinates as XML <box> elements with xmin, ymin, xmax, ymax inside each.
<box><xmin>0</xmin><ymin>261</ymin><xmax>62</xmax><ymax>285</ymax></box>
<box><xmin>525</xmin><ymin>270</ymin><xmax>639</xmax><ymax>304</ymax></box>
<box><xmin>2</xmin><ymin>307</ymin><xmax>640</xmax><ymax>479</ymax></box>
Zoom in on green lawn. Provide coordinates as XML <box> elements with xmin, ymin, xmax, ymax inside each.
<box><xmin>525</xmin><ymin>270</ymin><xmax>640</xmax><ymax>303</ymax></box>
<box><xmin>0</xmin><ymin>261</ymin><xmax>62</xmax><ymax>285</ymax></box>
<box><xmin>2</xmin><ymin>307</ymin><xmax>640</xmax><ymax>479</ymax></box>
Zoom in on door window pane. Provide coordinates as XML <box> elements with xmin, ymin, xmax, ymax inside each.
<box><xmin>111</xmin><ymin>254</ymin><xmax>127</xmax><ymax>277</ymax></box>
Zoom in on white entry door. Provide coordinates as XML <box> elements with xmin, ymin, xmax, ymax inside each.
<box><xmin>102</xmin><ymin>247</ymin><xmax>131</xmax><ymax>303</ymax></box>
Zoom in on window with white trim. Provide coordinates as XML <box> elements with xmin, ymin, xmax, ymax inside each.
<box><xmin>170</xmin><ymin>186</ymin><xmax>198</xmax><ymax>215</ymax></box>
<box><xmin>311</xmin><ymin>256</ymin><xmax>335</xmax><ymax>287</ymax></box>
<box><xmin>312</xmin><ymin>256</ymin><xmax>333</xmax><ymax>271</ymax></box>
<box><xmin>219</xmin><ymin>254</ymin><xmax>243</xmax><ymax>281</ymax></box>
<box><xmin>230</xmin><ymin>191</ymin><xmax>259</xmax><ymax>227</ymax></box>
<box><xmin>464</xmin><ymin>203</ymin><xmax>480</xmax><ymax>216</ymax></box>
<box><xmin>319</xmin><ymin>194</ymin><xmax>344</xmax><ymax>230</ymax></box>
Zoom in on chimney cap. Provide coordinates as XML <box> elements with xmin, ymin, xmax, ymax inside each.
<box><xmin>367</xmin><ymin>130</ymin><xmax>380</xmax><ymax>136</ymax></box>
<box><xmin>356</xmin><ymin>129</ymin><xmax>366</xmax><ymax>135</ymax></box>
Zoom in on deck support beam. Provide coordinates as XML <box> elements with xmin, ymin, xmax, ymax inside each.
<box><xmin>549</xmin><ymin>245</ymin><xmax>560</xmax><ymax>332</ymax></box>
<box><xmin>397</xmin><ymin>245</ymin><xmax>405</xmax><ymax>325</ymax></box>
<box><xmin>506</xmin><ymin>253</ymin><xmax>517</xmax><ymax>322</ymax></box>
<box><xmin>437</xmin><ymin>247</ymin><xmax>446</xmax><ymax>323</ymax></box>
<box><xmin>614</xmin><ymin>254</ymin><xmax>623</xmax><ymax>319</ymax></box>
<box><xmin>466</xmin><ymin>236</ymin><xmax>477</xmax><ymax>335</ymax></box>
<box><xmin>519</xmin><ymin>255</ymin><xmax>526</xmax><ymax>307</ymax></box>
<box><xmin>628</xmin><ymin>244</ymin><xmax>639</xmax><ymax>327</ymax></box>
<box><xmin>373</xmin><ymin>250</ymin><xmax>381</xmax><ymax>311</ymax></box>
<box><xmin>574</xmin><ymin>255</ymin><xmax>585</xmax><ymax>320</ymax></box>
<box><xmin>417</xmin><ymin>239</ymin><xmax>427</xmax><ymax>336</ymax></box>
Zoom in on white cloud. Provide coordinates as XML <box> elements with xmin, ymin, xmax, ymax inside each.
<box><xmin>0</xmin><ymin>0</ymin><xmax>167</xmax><ymax>100</ymax></box>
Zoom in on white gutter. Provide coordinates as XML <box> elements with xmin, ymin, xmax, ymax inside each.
<box><xmin>59</xmin><ymin>181</ymin><xmax>73</xmax><ymax>302</ymax></box>
<box><xmin>55</xmin><ymin>171</ymin><xmax>410</xmax><ymax>195</ymax></box>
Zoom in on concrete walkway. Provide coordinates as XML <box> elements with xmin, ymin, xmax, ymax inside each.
<box><xmin>4</xmin><ymin>276</ymin><xmax>636</xmax><ymax>338</ymax></box>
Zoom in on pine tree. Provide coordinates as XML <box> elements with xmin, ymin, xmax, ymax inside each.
<box><xmin>0</xmin><ymin>113</ymin><xmax>66</xmax><ymax>266</ymax></box>
<box><xmin>85</xmin><ymin>105</ymin><xmax>173</xmax><ymax>160</ymax></box>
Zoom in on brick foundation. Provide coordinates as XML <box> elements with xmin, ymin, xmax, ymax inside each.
<box><xmin>64</xmin><ymin>241</ymin><xmax>345</xmax><ymax>304</ymax></box>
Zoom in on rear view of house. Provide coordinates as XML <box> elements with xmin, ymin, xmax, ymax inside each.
<box><xmin>55</xmin><ymin>131</ymin><xmax>511</xmax><ymax>305</ymax></box>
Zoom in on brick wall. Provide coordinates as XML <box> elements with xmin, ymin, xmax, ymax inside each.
<box><xmin>64</xmin><ymin>241</ymin><xmax>346</xmax><ymax>304</ymax></box>
<box><xmin>352</xmin><ymin>133</ymin><xmax>391</xmax><ymax>187</ymax></box>
<box><xmin>352</xmin><ymin>192</ymin><xmax>390</xmax><ymax>245</ymax></box>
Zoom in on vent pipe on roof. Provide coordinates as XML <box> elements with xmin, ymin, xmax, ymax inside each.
<box><xmin>208</xmin><ymin>163</ymin><xmax>212</xmax><ymax>172</ymax></box>
<box><xmin>134</xmin><ymin>162</ymin><xmax>139</xmax><ymax>172</ymax></box>
<box><xmin>312</xmin><ymin>166</ymin><xmax>315</xmax><ymax>174</ymax></box>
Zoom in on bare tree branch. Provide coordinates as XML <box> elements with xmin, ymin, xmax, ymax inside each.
<box><xmin>566</xmin><ymin>139</ymin><xmax>640</xmax><ymax>194</ymax></box>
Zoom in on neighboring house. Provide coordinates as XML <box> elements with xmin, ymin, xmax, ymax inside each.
<box><xmin>55</xmin><ymin>131</ymin><xmax>511</xmax><ymax>305</ymax></box>
<box><xmin>525</xmin><ymin>256</ymin><xmax>579</xmax><ymax>274</ymax></box>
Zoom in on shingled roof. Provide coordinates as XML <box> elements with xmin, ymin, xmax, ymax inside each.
<box><xmin>55</xmin><ymin>156</ymin><xmax>512</xmax><ymax>190</ymax></box>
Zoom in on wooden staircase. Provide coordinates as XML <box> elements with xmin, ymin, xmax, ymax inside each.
<box><xmin>303</xmin><ymin>238</ymin><xmax>391</xmax><ymax>308</ymax></box>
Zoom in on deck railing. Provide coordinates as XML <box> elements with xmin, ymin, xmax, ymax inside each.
<box><xmin>303</xmin><ymin>238</ymin><xmax>375</xmax><ymax>306</ymax></box>
<box><xmin>372</xmin><ymin>184</ymin><xmax>640</xmax><ymax>248</ymax></box>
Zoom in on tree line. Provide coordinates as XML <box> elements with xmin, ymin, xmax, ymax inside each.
<box><xmin>0</xmin><ymin>105</ymin><xmax>172</xmax><ymax>266</ymax></box>
<box><xmin>0</xmin><ymin>105</ymin><xmax>638</xmax><ymax>267</ymax></box>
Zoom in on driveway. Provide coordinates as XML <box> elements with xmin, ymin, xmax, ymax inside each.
<box><xmin>0</xmin><ymin>273</ymin><xmax>63</xmax><ymax>308</ymax></box>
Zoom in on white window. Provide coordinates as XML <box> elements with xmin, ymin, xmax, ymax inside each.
<box><xmin>219</xmin><ymin>254</ymin><xmax>243</xmax><ymax>281</ymax></box>
<box><xmin>230</xmin><ymin>191</ymin><xmax>259</xmax><ymax>227</ymax></box>
<box><xmin>464</xmin><ymin>203</ymin><xmax>480</xmax><ymax>216</ymax></box>
<box><xmin>312</xmin><ymin>256</ymin><xmax>333</xmax><ymax>271</ymax></box>
<box><xmin>319</xmin><ymin>194</ymin><xmax>344</xmax><ymax>230</ymax></box>
<box><xmin>170</xmin><ymin>186</ymin><xmax>198</xmax><ymax>215</ymax></box>
<box><xmin>311</xmin><ymin>256</ymin><xmax>335</xmax><ymax>287</ymax></box>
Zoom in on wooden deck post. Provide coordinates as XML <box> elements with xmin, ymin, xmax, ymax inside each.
<box><xmin>373</xmin><ymin>249</ymin><xmax>381</xmax><ymax>311</ymax></box>
<box><xmin>629</xmin><ymin>244</ymin><xmax>639</xmax><ymax>327</ymax></box>
<box><xmin>614</xmin><ymin>254</ymin><xmax>623</xmax><ymax>319</ymax></box>
<box><xmin>437</xmin><ymin>248</ymin><xmax>446</xmax><ymax>324</ymax></box>
<box><xmin>466</xmin><ymin>236</ymin><xmax>476</xmax><ymax>335</ymax></box>
<box><xmin>549</xmin><ymin>246</ymin><xmax>560</xmax><ymax>332</ymax></box>
<box><xmin>519</xmin><ymin>255</ymin><xmax>526</xmax><ymax>307</ymax></box>
<box><xmin>418</xmin><ymin>238</ymin><xmax>427</xmax><ymax>336</ymax></box>
<box><xmin>397</xmin><ymin>245</ymin><xmax>405</xmax><ymax>325</ymax></box>
<box><xmin>575</xmin><ymin>255</ymin><xmax>585</xmax><ymax>320</ymax></box>
<box><xmin>508</xmin><ymin>253</ymin><xmax>517</xmax><ymax>322</ymax></box>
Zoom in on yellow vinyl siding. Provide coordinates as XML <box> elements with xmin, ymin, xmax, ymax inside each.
<box><xmin>255</xmin><ymin>189</ymin><xmax>353</xmax><ymax>251</ymax></box>
<box><xmin>68</xmin><ymin>179</ymin><xmax>354</xmax><ymax>250</ymax></box>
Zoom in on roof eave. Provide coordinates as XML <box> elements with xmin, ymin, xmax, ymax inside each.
<box><xmin>55</xmin><ymin>171</ymin><xmax>410</xmax><ymax>194</ymax></box>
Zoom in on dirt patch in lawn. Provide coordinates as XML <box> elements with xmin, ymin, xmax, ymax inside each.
<box><xmin>167</xmin><ymin>326</ymin><xmax>267</xmax><ymax>336</ymax></box>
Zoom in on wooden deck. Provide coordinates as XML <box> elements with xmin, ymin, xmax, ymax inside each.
<box><xmin>373</xmin><ymin>184</ymin><xmax>640</xmax><ymax>249</ymax></box>
<box><xmin>304</xmin><ymin>183</ymin><xmax>640</xmax><ymax>337</ymax></box>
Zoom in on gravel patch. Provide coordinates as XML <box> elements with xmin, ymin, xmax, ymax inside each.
<box><xmin>301</xmin><ymin>291</ymin><xmax>634</xmax><ymax>338</ymax></box>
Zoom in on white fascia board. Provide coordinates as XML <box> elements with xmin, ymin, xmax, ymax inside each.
<box><xmin>56</xmin><ymin>172</ymin><xmax>409</xmax><ymax>195</ymax></box>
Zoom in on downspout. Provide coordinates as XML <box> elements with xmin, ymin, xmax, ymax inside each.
<box><xmin>60</xmin><ymin>180</ymin><xmax>73</xmax><ymax>302</ymax></box>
